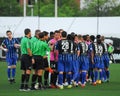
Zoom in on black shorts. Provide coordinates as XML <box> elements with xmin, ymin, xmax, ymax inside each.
<box><xmin>43</xmin><ymin>58</ymin><xmax>49</xmax><ymax>68</ymax></box>
<box><xmin>32</xmin><ymin>55</ymin><xmax>44</xmax><ymax>70</ymax></box>
<box><xmin>50</xmin><ymin>61</ymin><xmax>57</xmax><ymax>69</ymax></box>
<box><xmin>20</xmin><ymin>54</ymin><xmax>32</xmax><ymax>70</ymax></box>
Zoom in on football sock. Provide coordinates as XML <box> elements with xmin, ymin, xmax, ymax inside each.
<box><xmin>20</xmin><ymin>74</ymin><xmax>26</xmax><ymax>88</ymax></box>
<box><xmin>66</xmin><ymin>74</ymin><xmax>72</xmax><ymax>85</ymax></box>
<box><xmin>58</xmin><ymin>74</ymin><xmax>63</xmax><ymax>85</ymax></box>
<box><xmin>31</xmin><ymin>74</ymin><xmax>37</xmax><ymax>88</ymax></box>
<box><xmin>94</xmin><ymin>70</ymin><xmax>98</xmax><ymax>81</ymax></box>
<box><xmin>102</xmin><ymin>69</ymin><xmax>107</xmax><ymax>80</ymax></box>
<box><xmin>38</xmin><ymin>76</ymin><xmax>42</xmax><ymax>88</ymax></box>
<box><xmin>44</xmin><ymin>71</ymin><xmax>49</xmax><ymax>85</ymax></box>
<box><xmin>12</xmin><ymin>68</ymin><xmax>16</xmax><ymax>79</ymax></box>
<box><xmin>7</xmin><ymin>68</ymin><xmax>11</xmax><ymax>79</ymax></box>
<box><xmin>81</xmin><ymin>72</ymin><xmax>86</xmax><ymax>84</ymax></box>
<box><xmin>106</xmin><ymin>70</ymin><xmax>110</xmax><ymax>79</ymax></box>
<box><xmin>99</xmin><ymin>71</ymin><xmax>103</xmax><ymax>80</ymax></box>
<box><xmin>25</xmin><ymin>74</ymin><xmax>30</xmax><ymax>89</ymax></box>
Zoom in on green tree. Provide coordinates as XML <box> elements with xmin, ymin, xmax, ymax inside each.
<box><xmin>0</xmin><ymin>0</ymin><xmax>22</xmax><ymax>16</ymax></box>
<box><xmin>80</xmin><ymin>0</ymin><xmax>119</xmax><ymax>16</ymax></box>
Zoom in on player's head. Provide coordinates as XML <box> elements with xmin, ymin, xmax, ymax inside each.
<box><xmin>77</xmin><ymin>34</ymin><xmax>83</xmax><ymax>41</ymax></box>
<box><xmin>82</xmin><ymin>35</ymin><xmax>87</xmax><ymax>41</ymax></box>
<box><xmin>6</xmin><ymin>30</ymin><xmax>12</xmax><ymax>39</ymax></box>
<box><xmin>101</xmin><ymin>35</ymin><xmax>105</xmax><ymax>42</ymax></box>
<box><xmin>61</xmin><ymin>31</ymin><xmax>67</xmax><ymax>38</ymax></box>
<box><xmin>90</xmin><ymin>35</ymin><xmax>95</xmax><ymax>42</ymax></box>
<box><xmin>50</xmin><ymin>31</ymin><xmax>54</xmax><ymax>39</ymax></box>
<box><xmin>54</xmin><ymin>30</ymin><xmax>60</xmax><ymax>40</ymax></box>
<box><xmin>96</xmin><ymin>35</ymin><xmax>102</xmax><ymax>44</ymax></box>
<box><xmin>24</xmin><ymin>28</ymin><xmax>31</xmax><ymax>38</ymax></box>
<box><xmin>74</xmin><ymin>34</ymin><xmax>78</xmax><ymax>42</ymax></box>
<box><xmin>35</xmin><ymin>29</ymin><xmax>41</xmax><ymax>38</ymax></box>
<box><xmin>67</xmin><ymin>34</ymin><xmax>73</xmax><ymax>40</ymax></box>
<box><xmin>39</xmin><ymin>32</ymin><xmax>44</xmax><ymax>41</ymax></box>
<box><xmin>43</xmin><ymin>31</ymin><xmax>49</xmax><ymax>40</ymax></box>
<box><xmin>86</xmin><ymin>34</ymin><xmax>90</xmax><ymax>41</ymax></box>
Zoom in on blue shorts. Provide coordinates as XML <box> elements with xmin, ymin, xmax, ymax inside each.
<box><xmin>6</xmin><ymin>56</ymin><xmax>17</xmax><ymax>66</ymax></box>
<box><xmin>103</xmin><ymin>54</ymin><xmax>110</xmax><ymax>68</ymax></box>
<box><xmin>72</xmin><ymin>60</ymin><xmax>79</xmax><ymax>73</ymax></box>
<box><xmin>57</xmin><ymin>54</ymin><xmax>72</xmax><ymax>72</ymax></box>
<box><xmin>79</xmin><ymin>55</ymin><xmax>89</xmax><ymax>71</ymax></box>
<box><xmin>93</xmin><ymin>56</ymin><xmax>104</xmax><ymax>69</ymax></box>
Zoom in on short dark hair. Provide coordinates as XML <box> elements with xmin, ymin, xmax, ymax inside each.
<box><xmin>82</xmin><ymin>35</ymin><xmax>87</xmax><ymax>41</ymax></box>
<box><xmin>35</xmin><ymin>29</ymin><xmax>41</xmax><ymax>35</ymax></box>
<box><xmin>90</xmin><ymin>35</ymin><xmax>95</xmax><ymax>42</ymax></box>
<box><xmin>6</xmin><ymin>30</ymin><xmax>12</xmax><ymax>34</ymax></box>
<box><xmin>43</xmin><ymin>31</ymin><xmax>49</xmax><ymax>36</ymax></box>
<box><xmin>24</xmin><ymin>28</ymin><xmax>31</xmax><ymax>35</ymax></box>
<box><xmin>39</xmin><ymin>32</ymin><xmax>44</xmax><ymax>38</ymax></box>
<box><xmin>61</xmin><ymin>31</ymin><xmax>67</xmax><ymax>38</ymax></box>
<box><xmin>96</xmin><ymin>35</ymin><xmax>101</xmax><ymax>39</ymax></box>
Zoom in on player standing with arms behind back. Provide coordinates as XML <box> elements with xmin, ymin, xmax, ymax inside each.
<box><xmin>19</xmin><ymin>28</ymin><xmax>34</xmax><ymax>91</ymax></box>
<box><xmin>0</xmin><ymin>30</ymin><xmax>20</xmax><ymax>84</ymax></box>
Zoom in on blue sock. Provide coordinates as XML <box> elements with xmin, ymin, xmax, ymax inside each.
<box><xmin>58</xmin><ymin>74</ymin><xmax>63</xmax><ymax>85</ymax></box>
<box><xmin>94</xmin><ymin>70</ymin><xmax>98</xmax><ymax>81</ymax></box>
<box><xmin>76</xmin><ymin>73</ymin><xmax>80</xmax><ymax>83</ymax></box>
<box><xmin>99</xmin><ymin>71</ymin><xmax>103</xmax><ymax>80</ymax></box>
<box><xmin>7</xmin><ymin>68</ymin><xmax>11</xmax><ymax>79</ymax></box>
<box><xmin>81</xmin><ymin>72</ymin><xmax>86</xmax><ymax>84</ymax></box>
<box><xmin>103</xmin><ymin>69</ymin><xmax>107</xmax><ymax>81</ymax></box>
<box><xmin>106</xmin><ymin>70</ymin><xmax>110</xmax><ymax>79</ymax></box>
<box><xmin>12</xmin><ymin>68</ymin><xmax>16</xmax><ymax>79</ymax></box>
<box><xmin>66</xmin><ymin>74</ymin><xmax>72</xmax><ymax>85</ymax></box>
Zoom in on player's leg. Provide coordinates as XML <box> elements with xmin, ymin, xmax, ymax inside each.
<box><xmin>24</xmin><ymin>55</ymin><xmax>32</xmax><ymax>91</ymax></box>
<box><xmin>11</xmin><ymin>56</ymin><xmax>17</xmax><ymax>83</ymax></box>
<box><xmin>57</xmin><ymin>60</ymin><xmax>64</xmax><ymax>89</ymax></box>
<box><xmin>6</xmin><ymin>58</ymin><xmax>12</xmax><ymax>83</ymax></box>
<box><xmin>30</xmin><ymin>57</ymin><xmax>38</xmax><ymax>90</ymax></box>
<box><xmin>43</xmin><ymin>58</ymin><xmax>49</xmax><ymax>87</ymax></box>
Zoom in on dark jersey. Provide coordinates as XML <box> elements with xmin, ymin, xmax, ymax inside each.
<box><xmin>55</xmin><ymin>39</ymin><xmax>77</xmax><ymax>54</ymax></box>
<box><xmin>102</xmin><ymin>42</ymin><xmax>109</xmax><ymax>53</ymax></box>
<box><xmin>78</xmin><ymin>42</ymin><xmax>88</xmax><ymax>54</ymax></box>
<box><xmin>90</xmin><ymin>42</ymin><xmax>103</xmax><ymax>56</ymax></box>
<box><xmin>1</xmin><ymin>38</ymin><xmax>19</xmax><ymax>58</ymax></box>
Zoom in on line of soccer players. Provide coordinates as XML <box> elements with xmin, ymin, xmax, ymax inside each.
<box><xmin>0</xmin><ymin>29</ymin><xmax>110</xmax><ymax>91</ymax></box>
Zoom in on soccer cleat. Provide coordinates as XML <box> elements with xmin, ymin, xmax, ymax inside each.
<box><xmin>92</xmin><ymin>82</ymin><xmax>97</xmax><ymax>86</ymax></box>
<box><xmin>81</xmin><ymin>84</ymin><xmax>85</xmax><ymax>88</ymax></box>
<box><xmin>49</xmin><ymin>84</ymin><xmax>56</xmax><ymax>89</ymax></box>
<box><xmin>11</xmin><ymin>79</ymin><xmax>16</xmax><ymax>83</ymax></box>
<box><xmin>67</xmin><ymin>85</ymin><xmax>72</xmax><ymax>89</ymax></box>
<box><xmin>23</xmin><ymin>88</ymin><xmax>31</xmax><ymax>92</ymax></box>
<box><xmin>98</xmin><ymin>80</ymin><xmax>102</xmax><ymax>84</ymax></box>
<box><xmin>58</xmin><ymin>85</ymin><xmax>64</xmax><ymax>90</ymax></box>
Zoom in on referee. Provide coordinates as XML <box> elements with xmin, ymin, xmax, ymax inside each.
<box><xmin>19</xmin><ymin>28</ymin><xmax>34</xmax><ymax>91</ymax></box>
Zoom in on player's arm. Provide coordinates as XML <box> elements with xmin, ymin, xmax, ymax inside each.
<box><xmin>14</xmin><ymin>38</ymin><xmax>21</xmax><ymax>48</ymax></box>
<box><xmin>0</xmin><ymin>40</ymin><xmax>8</xmax><ymax>52</ymax></box>
<box><xmin>90</xmin><ymin>44</ymin><xmax>94</xmax><ymax>64</ymax></box>
<box><xmin>54</xmin><ymin>41</ymin><xmax>59</xmax><ymax>62</ymax></box>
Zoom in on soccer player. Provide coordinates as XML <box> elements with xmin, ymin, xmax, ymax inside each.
<box><xmin>101</xmin><ymin>36</ymin><xmax>110</xmax><ymax>82</ymax></box>
<box><xmin>78</xmin><ymin>35</ymin><xmax>89</xmax><ymax>87</ymax></box>
<box><xmin>0</xmin><ymin>30</ymin><xmax>19</xmax><ymax>84</ymax></box>
<box><xmin>55</xmin><ymin>31</ymin><xmax>75</xmax><ymax>89</ymax></box>
<box><xmin>49</xmin><ymin>30</ymin><xmax>60</xmax><ymax>88</ymax></box>
<box><xmin>19</xmin><ymin>28</ymin><xmax>34</xmax><ymax>91</ymax></box>
<box><xmin>30</xmin><ymin>29</ymin><xmax>41</xmax><ymax>90</ymax></box>
<box><xmin>90</xmin><ymin>35</ymin><xmax>104</xmax><ymax>84</ymax></box>
<box><xmin>31</xmin><ymin>32</ymin><xmax>50</xmax><ymax>90</ymax></box>
<box><xmin>42</xmin><ymin>31</ymin><xmax>50</xmax><ymax>87</ymax></box>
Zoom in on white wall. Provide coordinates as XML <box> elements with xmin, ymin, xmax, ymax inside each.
<box><xmin>0</xmin><ymin>17</ymin><xmax>120</xmax><ymax>38</ymax></box>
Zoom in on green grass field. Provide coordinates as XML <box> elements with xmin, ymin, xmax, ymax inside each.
<box><xmin>0</xmin><ymin>61</ymin><xmax>120</xmax><ymax>96</ymax></box>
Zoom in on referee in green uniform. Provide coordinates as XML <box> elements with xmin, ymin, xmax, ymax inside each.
<box><xmin>31</xmin><ymin>32</ymin><xmax>50</xmax><ymax>90</ymax></box>
<box><xmin>19</xmin><ymin>28</ymin><xmax>34</xmax><ymax>91</ymax></box>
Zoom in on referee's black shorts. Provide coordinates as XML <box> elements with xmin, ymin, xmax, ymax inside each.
<box><xmin>50</xmin><ymin>61</ymin><xmax>57</xmax><ymax>70</ymax></box>
<box><xmin>20</xmin><ymin>54</ymin><xmax>32</xmax><ymax>70</ymax></box>
<box><xmin>32</xmin><ymin>55</ymin><xmax>44</xmax><ymax>70</ymax></box>
<box><xmin>43</xmin><ymin>58</ymin><xmax>49</xmax><ymax>68</ymax></box>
